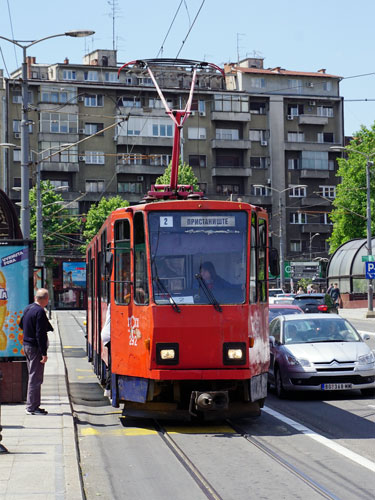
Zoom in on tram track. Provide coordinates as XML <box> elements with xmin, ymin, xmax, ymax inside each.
<box><xmin>151</xmin><ymin>418</ymin><xmax>341</xmax><ymax>500</ymax></box>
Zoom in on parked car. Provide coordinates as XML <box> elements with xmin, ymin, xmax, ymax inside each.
<box><xmin>269</xmin><ymin>288</ymin><xmax>284</xmax><ymax>304</ymax></box>
<box><xmin>268</xmin><ymin>314</ymin><xmax>375</xmax><ymax>398</ymax></box>
<box><xmin>292</xmin><ymin>293</ymin><xmax>337</xmax><ymax>313</ymax></box>
<box><xmin>269</xmin><ymin>304</ymin><xmax>303</xmax><ymax>322</ymax></box>
<box><xmin>273</xmin><ymin>293</ymin><xmax>296</xmax><ymax>305</ymax></box>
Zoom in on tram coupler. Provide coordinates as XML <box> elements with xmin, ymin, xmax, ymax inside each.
<box><xmin>189</xmin><ymin>390</ymin><xmax>229</xmax><ymax>416</ymax></box>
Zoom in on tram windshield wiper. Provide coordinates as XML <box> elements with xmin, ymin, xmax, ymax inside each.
<box><xmin>195</xmin><ymin>274</ymin><xmax>222</xmax><ymax>312</ymax></box>
<box><xmin>153</xmin><ymin>276</ymin><xmax>181</xmax><ymax>313</ymax></box>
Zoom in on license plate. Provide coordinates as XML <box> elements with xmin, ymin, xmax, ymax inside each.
<box><xmin>321</xmin><ymin>383</ymin><xmax>352</xmax><ymax>390</ymax></box>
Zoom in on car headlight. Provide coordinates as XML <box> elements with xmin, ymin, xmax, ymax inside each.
<box><xmin>284</xmin><ymin>354</ymin><xmax>312</xmax><ymax>367</ymax></box>
<box><xmin>358</xmin><ymin>352</ymin><xmax>375</xmax><ymax>365</ymax></box>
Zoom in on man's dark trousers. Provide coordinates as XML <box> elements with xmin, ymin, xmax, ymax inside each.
<box><xmin>24</xmin><ymin>345</ymin><xmax>45</xmax><ymax>412</ymax></box>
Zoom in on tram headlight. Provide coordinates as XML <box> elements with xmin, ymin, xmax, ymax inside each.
<box><xmin>156</xmin><ymin>343</ymin><xmax>179</xmax><ymax>365</ymax></box>
<box><xmin>223</xmin><ymin>342</ymin><xmax>246</xmax><ymax>365</ymax></box>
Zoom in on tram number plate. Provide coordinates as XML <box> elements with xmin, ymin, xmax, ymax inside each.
<box><xmin>321</xmin><ymin>383</ymin><xmax>352</xmax><ymax>390</ymax></box>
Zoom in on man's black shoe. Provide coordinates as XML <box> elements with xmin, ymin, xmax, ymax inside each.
<box><xmin>25</xmin><ymin>407</ymin><xmax>48</xmax><ymax>415</ymax></box>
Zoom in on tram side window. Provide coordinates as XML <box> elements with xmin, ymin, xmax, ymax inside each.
<box><xmin>134</xmin><ymin>212</ymin><xmax>149</xmax><ymax>305</ymax></box>
<box><xmin>258</xmin><ymin>218</ymin><xmax>267</xmax><ymax>302</ymax></box>
<box><xmin>250</xmin><ymin>213</ymin><xmax>257</xmax><ymax>303</ymax></box>
<box><xmin>114</xmin><ymin>219</ymin><xmax>131</xmax><ymax>305</ymax></box>
<box><xmin>87</xmin><ymin>250</ymin><xmax>92</xmax><ymax>299</ymax></box>
<box><xmin>100</xmin><ymin>231</ymin><xmax>108</xmax><ymax>301</ymax></box>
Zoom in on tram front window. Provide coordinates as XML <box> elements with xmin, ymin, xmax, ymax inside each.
<box><xmin>149</xmin><ymin>211</ymin><xmax>247</xmax><ymax>305</ymax></box>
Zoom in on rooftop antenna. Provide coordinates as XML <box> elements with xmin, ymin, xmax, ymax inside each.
<box><xmin>108</xmin><ymin>0</ymin><xmax>121</xmax><ymax>51</ymax></box>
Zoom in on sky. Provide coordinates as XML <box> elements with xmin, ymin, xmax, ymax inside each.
<box><xmin>0</xmin><ymin>0</ymin><xmax>374</xmax><ymax>136</ymax></box>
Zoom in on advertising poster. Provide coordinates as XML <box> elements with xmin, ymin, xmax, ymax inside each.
<box><xmin>0</xmin><ymin>244</ymin><xmax>30</xmax><ymax>359</ymax></box>
<box><xmin>63</xmin><ymin>262</ymin><xmax>86</xmax><ymax>288</ymax></box>
<box><xmin>33</xmin><ymin>267</ymin><xmax>43</xmax><ymax>296</ymax></box>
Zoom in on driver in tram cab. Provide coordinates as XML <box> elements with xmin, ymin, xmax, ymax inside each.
<box><xmin>200</xmin><ymin>261</ymin><xmax>233</xmax><ymax>290</ymax></box>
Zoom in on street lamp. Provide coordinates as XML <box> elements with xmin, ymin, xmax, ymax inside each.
<box><xmin>309</xmin><ymin>232</ymin><xmax>320</xmax><ymax>261</ymax></box>
<box><xmin>253</xmin><ymin>184</ymin><xmax>307</xmax><ymax>290</ymax></box>
<box><xmin>0</xmin><ymin>30</ymin><xmax>94</xmax><ymax>238</ymax></box>
<box><xmin>331</xmin><ymin>145</ymin><xmax>375</xmax><ymax>317</ymax></box>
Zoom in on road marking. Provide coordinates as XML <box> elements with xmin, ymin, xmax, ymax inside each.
<box><xmin>75</xmin><ymin>369</ymin><xmax>92</xmax><ymax>372</ymax></box>
<box><xmin>263</xmin><ymin>406</ymin><xmax>375</xmax><ymax>472</ymax></box>
<box><xmin>77</xmin><ymin>375</ymin><xmax>97</xmax><ymax>379</ymax></box>
<box><xmin>80</xmin><ymin>427</ymin><xmax>157</xmax><ymax>436</ymax></box>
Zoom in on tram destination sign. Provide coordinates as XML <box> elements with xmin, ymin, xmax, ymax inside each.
<box><xmin>181</xmin><ymin>216</ymin><xmax>236</xmax><ymax>227</ymax></box>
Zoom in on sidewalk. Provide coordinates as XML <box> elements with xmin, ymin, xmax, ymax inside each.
<box><xmin>0</xmin><ymin>319</ymin><xmax>82</xmax><ymax>500</ymax></box>
<box><xmin>338</xmin><ymin>307</ymin><xmax>375</xmax><ymax>323</ymax></box>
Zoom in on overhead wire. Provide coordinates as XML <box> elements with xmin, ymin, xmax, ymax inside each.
<box><xmin>6</xmin><ymin>0</ymin><xmax>18</xmax><ymax>68</ymax></box>
<box><xmin>155</xmin><ymin>0</ymin><xmax>184</xmax><ymax>58</ymax></box>
<box><xmin>175</xmin><ymin>0</ymin><xmax>206</xmax><ymax>59</ymax></box>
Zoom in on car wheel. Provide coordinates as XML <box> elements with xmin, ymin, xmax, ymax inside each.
<box><xmin>275</xmin><ymin>368</ymin><xmax>286</xmax><ymax>399</ymax></box>
<box><xmin>361</xmin><ymin>388</ymin><xmax>375</xmax><ymax>397</ymax></box>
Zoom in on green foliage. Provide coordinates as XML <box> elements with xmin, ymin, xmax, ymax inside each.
<box><xmin>328</xmin><ymin>124</ymin><xmax>375</xmax><ymax>253</ymax></box>
<box><xmin>29</xmin><ymin>180</ymin><xmax>80</xmax><ymax>264</ymax></box>
<box><xmin>297</xmin><ymin>278</ymin><xmax>312</xmax><ymax>292</ymax></box>
<box><xmin>156</xmin><ymin>160</ymin><xmax>200</xmax><ymax>191</ymax></box>
<box><xmin>81</xmin><ymin>196</ymin><xmax>129</xmax><ymax>250</ymax></box>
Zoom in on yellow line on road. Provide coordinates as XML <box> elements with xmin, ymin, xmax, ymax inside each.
<box><xmin>81</xmin><ymin>427</ymin><xmax>157</xmax><ymax>436</ymax></box>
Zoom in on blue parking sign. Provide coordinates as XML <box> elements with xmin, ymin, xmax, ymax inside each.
<box><xmin>365</xmin><ymin>261</ymin><xmax>375</xmax><ymax>279</ymax></box>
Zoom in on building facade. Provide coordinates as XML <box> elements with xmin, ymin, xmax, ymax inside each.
<box><xmin>0</xmin><ymin>51</ymin><xmax>343</xmax><ymax>273</ymax></box>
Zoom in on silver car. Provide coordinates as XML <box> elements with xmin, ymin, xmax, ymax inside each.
<box><xmin>268</xmin><ymin>314</ymin><xmax>375</xmax><ymax>398</ymax></box>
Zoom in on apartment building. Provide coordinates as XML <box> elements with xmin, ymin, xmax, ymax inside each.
<box><xmin>0</xmin><ymin>50</ymin><xmax>343</xmax><ymax>266</ymax></box>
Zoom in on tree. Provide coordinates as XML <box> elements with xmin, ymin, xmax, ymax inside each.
<box><xmin>81</xmin><ymin>195</ymin><xmax>129</xmax><ymax>250</ymax></box>
<box><xmin>29</xmin><ymin>180</ymin><xmax>80</xmax><ymax>263</ymax></box>
<box><xmin>328</xmin><ymin>124</ymin><xmax>375</xmax><ymax>253</ymax></box>
<box><xmin>156</xmin><ymin>160</ymin><xmax>200</xmax><ymax>191</ymax></box>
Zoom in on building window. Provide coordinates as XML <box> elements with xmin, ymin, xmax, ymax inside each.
<box><xmin>40</xmin><ymin>141</ymin><xmax>78</xmax><ymax>163</ymax></box>
<box><xmin>290</xmin><ymin>212</ymin><xmax>307</xmax><ymax>224</ymax></box>
<box><xmin>290</xmin><ymin>240</ymin><xmax>302</xmax><ymax>252</ymax></box>
<box><xmin>322</xmin><ymin>82</ymin><xmax>333</xmax><ymax>92</ymax></box>
<box><xmin>13</xmin><ymin>120</ymin><xmax>32</xmax><ymax>133</ymax></box>
<box><xmin>213</xmin><ymin>94</ymin><xmax>249</xmax><ymax>112</ymax></box>
<box><xmin>317</xmin><ymin>132</ymin><xmax>334</xmax><ymax>143</ymax></box>
<box><xmin>216</xmin><ymin>184</ymin><xmax>240</xmax><ymax>195</ymax></box>
<box><xmin>301</xmin><ymin>151</ymin><xmax>329</xmax><ymax>170</ymax></box>
<box><xmin>119</xmin><ymin>96</ymin><xmax>141</xmax><ymax>107</ymax></box>
<box><xmin>317</xmin><ymin>106</ymin><xmax>333</xmax><ymax>117</ymax></box>
<box><xmin>249</xmin><ymin>129</ymin><xmax>268</xmax><ymax>142</ymax></box>
<box><xmin>288</xmin><ymin>79</ymin><xmax>302</xmax><ymax>90</ymax></box>
<box><xmin>84</xmin><ymin>123</ymin><xmax>104</xmax><ymax>135</ymax></box>
<box><xmin>85</xmin><ymin>151</ymin><xmax>105</xmax><ymax>164</ymax></box>
<box><xmin>289</xmin><ymin>185</ymin><xmax>306</xmax><ymax>197</ymax></box>
<box><xmin>118</xmin><ymin>182</ymin><xmax>143</xmax><ymax>193</ymax></box>
<box><xmin>320</xmin><ymin>213</ymin><xmax>332</xmax><ymax>224</ymax></box>
<box><xmin>13</xmin><ymin>150</ymin><xmax>21</xmax><ymax>162</ymax></box>
<box><xmin>84</xmin><ymin>94</ymin><xmax>104</xmax><ymax>107</ymax></box>
<box><xmin>288</xmin><ymin>158</ymin><xmax>300</xmax><ymax>170</ymax></box>
<box><xmin>216</xmin><ymin>154</ymin><xmax>241</xmax><ymax>167</ymax></box>
<box><xmin>84</xmin><ymin>71</ymin><xmax>98</xmax><ymax>82</ymax></box>
<box><xmin>149</xmin><ymin>154</ymin><xmax>171</xmax><ymax>167</ymax></box>
<box><xmin>250</xmin><ymin>78</ymin><xmax>266</xmax><ymax>88</ymax></box>
<box><xmin>50</xmin><ymin>180</ymin><xmax>69</xmax><ymax>189</ymax></box>
<box><xmin>148</xmin><ymin>98</ymin><xmax>173</xmax><ymax>109</ymax></box>
<box><xmin>191</xmin><ymin>99</ymin><xmax>206</xmax><ymax>114</ymax></box>
<box><xmin>105</xmin><ymin>72</ymin><xmax>118</xmax><ymax>82</ymax></box>
<box><xmin>251</xmin><ymin>185</ymin><xmax>269</xmax><ymax>196</ymax></box>
<box><xmin>41</xmin><ymin>86</ymin><xmax>76</xmax><ymax>103</ymax></box>
<box><xmin>189</xmin><ymin>155</ymin><xmax>206</xmax><ymax>167</ymax></box>
<box><xmin>249</xmin><ymin>102</ymin><xmax>266</xmax><ymax>114</ymax></box>
<box><xmin>216</xmin><ymin>128</ymin><xmax>239</xmax><ymax>140</ymax></box>
<box><xmin>62</xmin><ymin>70</ymin><xmax>76</xmax><ymax>81</ymax></box>
<box><xmin>287</xmin><ymin>104</ymin><xmax>304</xmax><ymax>116</ymax></box>
<box><xmin>250</xmin><ymin>157</ymin><xmax>268</xmax><ymax>169</ymax></box>
<box><xmin>187</xmin><ymin>127</ymin><xmax>206</xmax><ymax>140</ymax></box>
<box><xmin>320</xmin><ymin>185</ymin><xmax>336</xmax><ymax>198</ymax></box>
<box><xmin>137</xmin><ymin>77</ymin><xmax>153</xmax><ymax>86</ymax></box>
<box><xmin>152</xmin><ymin>123</ymin><xmax>173</xmax><ymax>137</ymax></box>
<box><xmin>288</xmin><ymin>132</ymin><xmax>305</xmax><ymax>142</ymax></box>
<box><xmin>13</xmin><ymin>176</ymin><xmax>32</xmax><ymax>188</ymax></box>
<box><xmin>86</xmin><ymin>180</ymin><xmax>105</xmax><ymax>192</ymax></box>
<box><xmin>40</xmin><ymin>112</ymin><xmax>78</xmax><ymax>134</ymax></box>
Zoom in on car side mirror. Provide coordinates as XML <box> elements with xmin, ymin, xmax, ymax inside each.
<box><xmin>362</xmin><ymin>333</ymin><xmax>370</xmax><ymax>341</ymax></box>
<box><xmin>269</xmin><ymin>335</ymin><xmax>275</xmax><ymax>346</ymax></box>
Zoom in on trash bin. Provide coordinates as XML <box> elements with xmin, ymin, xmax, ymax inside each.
<box><xmin>0</xmin><ymin>369</ymin><xmax>9</xmax><ymax>453</ymax></box>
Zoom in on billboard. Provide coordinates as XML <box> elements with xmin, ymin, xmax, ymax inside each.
<box><xmin>0</xmin><ymin>242</ymin><xmax>31</xmax><ymax>359</ymax></box>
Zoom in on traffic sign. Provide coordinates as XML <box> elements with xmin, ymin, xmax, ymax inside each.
<box><xmin>362</xmin><ymin>255</ymin><xmax>375</xmax><ymax>262</ymax></box>
<box><xmin>365</xmin><ymin>261</ymin><xmax>375</xmax><ymax>279</ymax></box>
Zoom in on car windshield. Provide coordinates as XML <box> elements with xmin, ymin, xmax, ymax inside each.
<box><xmin>148</xmin><ymin>211</ymin><xmax>247</xmax><ymax>305</ymax></box>
<box><xmin>269</xmin><ymin>308</ymin><xmax>301</xmax><ymax>322</ymax></box>
<box><xmin>283</xmin><ymin>318</ymin><xmax>362</xmax><ymax>344</ymax></box>
<box><xmin>293</xmin><ymin>295</ymin><xmax>324</xmax><ymax>305</ymax></box>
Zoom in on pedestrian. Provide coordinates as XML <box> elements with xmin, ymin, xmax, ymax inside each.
<box><xmin>327</xmin><ymin>283</ymin><xmax>334</xmax><ymax>295</ymax></box>
<box><xmin>330</xmin><ymin>283</ymin><xmax>341</xmax><ymax>308</ymax></box>
<box><xmin>20</xmin><ymin>288</ymin><xmax>54</xmax><ymax>415</ymax></box>
<box><xmin>296</xmin><ymin>286</ymin><xmax>304</xmax><ymax>294</ymax></box>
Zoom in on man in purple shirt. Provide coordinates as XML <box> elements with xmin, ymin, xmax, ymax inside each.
<box><xmin>20</xmin><ymin>288</ymin><xmax>53</xmax><ymax>415</ymax></box>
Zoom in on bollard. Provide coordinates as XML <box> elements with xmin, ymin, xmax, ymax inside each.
<box><xmin>0</xmin><ymin>369</ymin><xmax>9</xmax><ymax>453</ymax></box>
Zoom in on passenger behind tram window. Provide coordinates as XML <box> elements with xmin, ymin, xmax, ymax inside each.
<box><xmin>200</xmin><ymin>261</ymin><xmax>233</xmax><ymax>290</ymax></box>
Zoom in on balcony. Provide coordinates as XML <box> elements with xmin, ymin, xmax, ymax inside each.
<box><xmin>301</xmin><ymin>224</ymin><xmax>331</xmax><ymax>234</ymax></box>
<box><xmin>298</xmin><ymin>115</ymin><xmax>328</xmax><ymax>126</ymax></box>
<box><xmin>40</xmin><ymin>161</ymin><xmax>79</xmax><ymax>173</ymax></box>
<box><xmin>211</xmin><ymin>111</ymin><xmax>251</xmax><ymax>122</ymax></box>
<box><xmin>285</xmin><ymin>141</ymin><xmax>340</xmax><ymax>152</ymax></box>
<box><xmin>116</xmin><ymin>162</ymin><xmax>166</xmax><ymax>175</ymax></box>
<box><xmin>300</xmin><ymin>169</ymin><xmax>331</xmax><ymax>179</ymax></box>
<box><xmin>116</xmin><ymin>135</ymin><xmax>173</xmax><ymax>147</ymax></box>
<box><xmin>211</xmin><ymin>166</ymin><xmax>251</xmax><ymax>177</ymax></box>
<box><xmin>211</xmin><ymin>139</ymin><xmax>251</xmax><ymax>149</ymax></box>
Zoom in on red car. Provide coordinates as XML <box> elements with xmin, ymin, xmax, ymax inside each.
<box><xmin>269</xmin><ymin>304</ymin><xmax>303</xmax><ymax>322</ymax></box>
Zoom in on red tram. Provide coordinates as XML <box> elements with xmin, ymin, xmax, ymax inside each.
<box><xmin>86</xmin><ymin>60</ymin><xmax>279</xmax><ymax>419</ymax></box>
